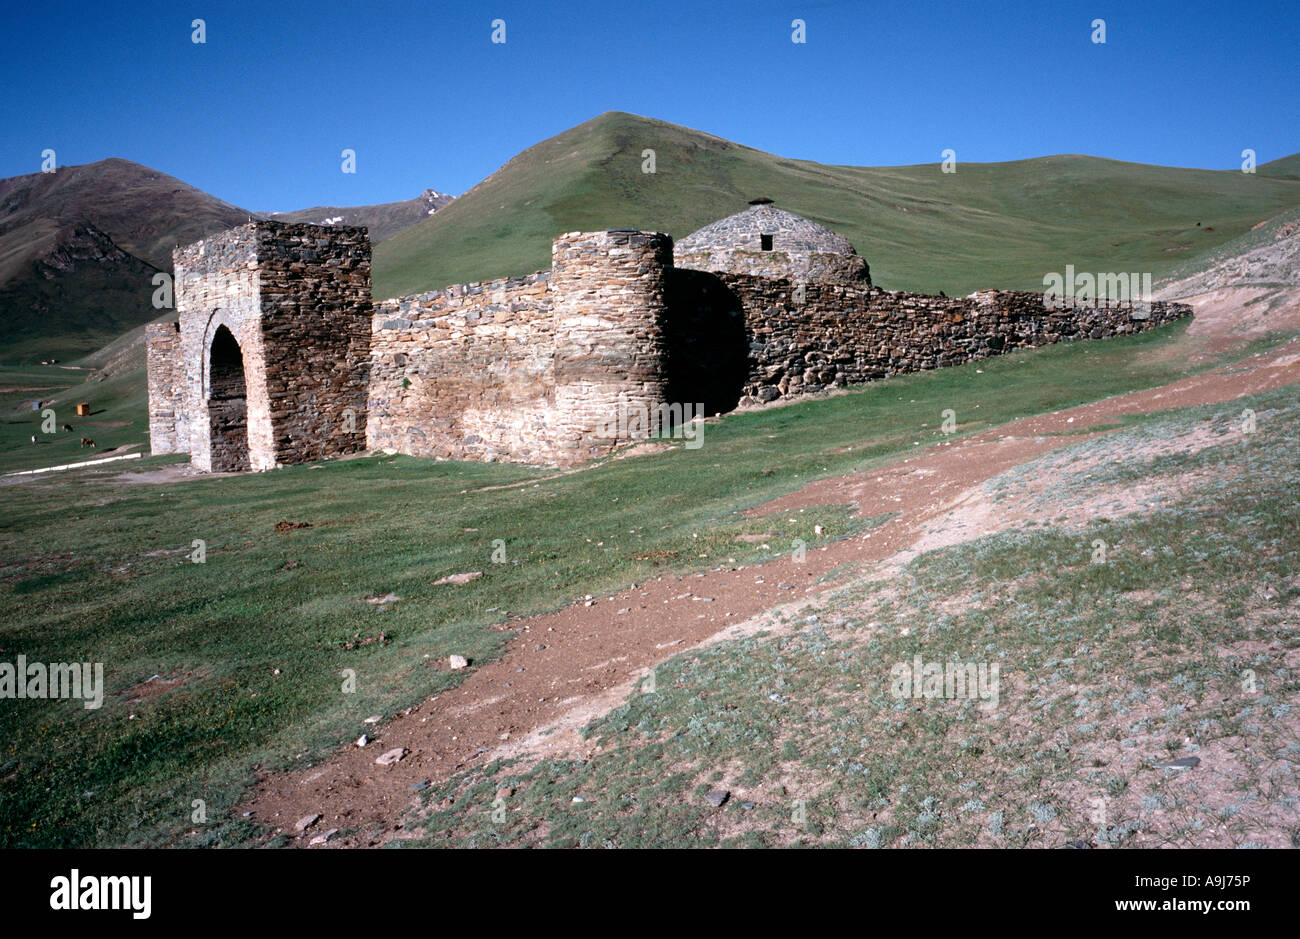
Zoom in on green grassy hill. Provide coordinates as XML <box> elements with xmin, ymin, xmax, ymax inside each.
<box><xmin>6</xmin><ymin>112</ymin><xmax>1299</xmax><ymax>456</ymax></box>
<box><xmin>373</xmin><ymin>112</ymin><xmax>1300</xmax><ymax>298</ymax></box>
<box><xmin>1158</xmin><ymin>203</ymin><xmax>1300</xmax><ymax>287</ymax></box>
<box><xmin>1258</xmin><ymin>153</ymin><xmax>1300</xmax><ymax>180</ymax></box>
<box><xmin>7</xmin><ymin>114</ymin><xmax>1297</xmax><ymax>362</ymax></box>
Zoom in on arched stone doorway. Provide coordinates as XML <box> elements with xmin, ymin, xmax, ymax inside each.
<box><xmin>207</xmin><ymin>325</ymin><xmax>251</xmax><ymax>471</ymax></box>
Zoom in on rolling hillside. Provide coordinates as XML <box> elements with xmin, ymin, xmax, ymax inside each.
<box><xmin>373</xmin><ymin>112</ymin><xmax>1300</xmax><ymax>299</ymax></box>
<box><xmin>1153</xmin><ymin>203</ymin><xmax>1300</xmax><ymax>338</ymax></box>
<box><xmin>1258</xmin><ymin>153</ymin><xmax>1300</xmax><ymax>180</ymax></box>
<box><xmin>0</xmin><ymin>162</ymin><xmax>450</xmax><ymax>363</ymax></box>
<box><xmin>0</xmin><ymin>159</ymin><xmax>252</xmax><ymax>361</ymax></box>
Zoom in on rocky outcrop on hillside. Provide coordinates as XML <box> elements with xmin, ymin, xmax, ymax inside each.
<box><xmin>34</xmin><ymin>222</ymin><xmax>152</xmax><ymax>276</ymax></box>
<box><xmin>1</xmin><ymin>220</ymin><xmax>163</xmax><ymax>355</ymax></box>
<box><xmin>419</xmin><ymin>189</ymin><xmax>454</xmax><ymax>213</ymax></box>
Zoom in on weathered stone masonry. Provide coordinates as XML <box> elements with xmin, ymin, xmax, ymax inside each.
<box><xmin>366</xmin><ymin>231</ymin><xmax>675</xmax><ymax>464</ymax></box>
<box><xmin>149</xmin><ymin>220</ymin><xmax>371</xmax><ymax>472</ymax></box>
<box><xmin>145</xmin><ymin>321</ymin><xmax>186</xmax><ymax>454</ymax></box>
<box><xmin>147</xmin><ymin>209</ymin><xmax>1192</xmax><ymax>471</ymax></box>
<box><xmin>368</xmin><ymin>271</ymin><xmax>557</xmax><ymax>463</ymax></box>
<box><xmin>704</xmin><ymin>276</ymin><xmax>1189</xmax><ymax>405</ymax></box>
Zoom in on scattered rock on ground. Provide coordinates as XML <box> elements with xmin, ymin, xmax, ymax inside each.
<box><xmin>295</xmin><ymin>813</ymin><xmax>321</xmax><ymax>832</ymax></box>
<box><xmin>375</xmin><ymin>748</ymin><xmax>408</xmax><ymax>766</ymax></box>
<box><xmin>434</xmin><ymin>571</ymin><xmax>483</xmax><ymax>585</ymax></box>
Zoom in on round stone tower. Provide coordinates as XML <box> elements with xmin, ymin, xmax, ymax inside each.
<box><xmin>550</xmin><ymin>229</ymin><xmax>674</xmax><ymax>461</ymax></box>
<box><xmin>675</xmin><ymin>199</ymin><xmax>870</xmax><ymax>285</ymax></box>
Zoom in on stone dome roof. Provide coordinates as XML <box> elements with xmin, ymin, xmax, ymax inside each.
<box><xmin>675</xmin><ymin>202</ymin><xmax>869</xmax><ymax>285</ymax></box>
<box><xmin>676</xmin><ymin>204</ymin><xmax>859</xmax><ymax>257</ymax></box>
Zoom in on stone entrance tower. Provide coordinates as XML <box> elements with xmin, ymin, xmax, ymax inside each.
<box><xmin>161</xmin><ymin>220</ymin><xmax>372</xmax><ymax>471</ymax></box>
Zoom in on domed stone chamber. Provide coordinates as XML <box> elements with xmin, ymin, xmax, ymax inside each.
<box><xmin>674</xmin><ymin>198</ymin><xmax>871</xmax><ymax>286</ymax></box>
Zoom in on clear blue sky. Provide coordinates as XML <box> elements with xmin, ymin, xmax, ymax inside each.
<box><xmin>2</xmin><ymin>0</ymin><xmax>1297</xmax><ymax>211</ymax></box>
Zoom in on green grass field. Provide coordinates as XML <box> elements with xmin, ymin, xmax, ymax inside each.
<box><xmin>0</xmin><ymin>361</ymin><xmax>148</xmax><ymax>475</ymax></box>
<box><xmin>4</xmin><ymin>319</ymin><xmax>1294</xmax><ymax>848</ymax></box>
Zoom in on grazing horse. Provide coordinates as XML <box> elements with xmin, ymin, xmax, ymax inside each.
<box><xmin>80</xmin><ymin>437</ymin><xmax>95</xmax><ymax>448</ymax></box>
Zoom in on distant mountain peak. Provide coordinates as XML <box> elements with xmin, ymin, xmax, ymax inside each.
<box><xmin>266</xmin><ymin>189</ymin><xmax>455</xmax><ymax>239</ymax></box>
<box><xmin>421</xmin><ymin>189</ymin><xmax>454</xmax><ymax>213</ymax></box>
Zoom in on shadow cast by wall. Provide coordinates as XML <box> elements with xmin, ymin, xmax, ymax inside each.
<box><xmin>663</xmin><ymin>269</ymin><xmax>750</xmax><ymax>416</ymax></box>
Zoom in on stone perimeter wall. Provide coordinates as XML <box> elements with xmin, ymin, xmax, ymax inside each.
<box><xmin>150</xmin><ymin>222</ymin><xmax>1193</xmax><ymax>470</ymax></box>
<box><xmin>366</xmin><ymin>236</ymin><xmax>1188</xmax><ymax>465</ymax></box>
<box><xmin>367</xmin><ymin>230</ymin><xmax>675</xmax><ymax>466</ymax></box>
<box><xmin>711</xmin><ymin>276</ymin><xmax>1191</xmax><ymax>404</ymax></box>
<box><xmin>367</xmin><ymin>272</ymin><xmax>556</xmax><ymax>463</ymax></box>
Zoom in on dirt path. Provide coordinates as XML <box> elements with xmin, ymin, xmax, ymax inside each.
<box><xmin>239</xmin><ymin>339</ymin><xmax>1300</xmax><ymax>847</ymax></box>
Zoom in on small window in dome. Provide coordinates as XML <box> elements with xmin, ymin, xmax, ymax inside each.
<box><xmin>760</xmin><ymin>234</ymin><xmax>773</xmax><ymax>251</ymax></box>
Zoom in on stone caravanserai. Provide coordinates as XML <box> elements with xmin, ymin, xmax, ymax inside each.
<box><xmin>145</xmin><ymin>200</ymin><xmax>1192</xmax><ymax>472</ymax></box>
